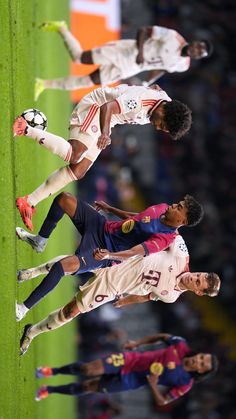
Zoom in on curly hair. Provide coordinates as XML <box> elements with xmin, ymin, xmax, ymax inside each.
<box><xmin>204</xmin><ymin>272</ymin><xmax>221</xmax><ymax>297</ymax></box>
<box><xmin>184</xmin><ymin>194</ymin><xmax>204</xmax><ymax>227</ymax></box>
<box><xmin>163</xmin><ymin>100</ymin><xmax>192</xmax><ymax>140</ymax></box>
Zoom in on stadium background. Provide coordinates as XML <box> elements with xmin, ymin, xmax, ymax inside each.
<box><xmin>0</xmin><ymin>0</ymin><xmax>236</xmax><ymax>418</ymax></box>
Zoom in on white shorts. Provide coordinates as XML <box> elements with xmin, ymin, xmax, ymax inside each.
<box><xmin>75</xmin><ymin>271</ymin><xmax>116</xmax><ymax>313</ymax></box>
<box><xmin>92</xmin><ymin>40</ymin><xmax>141</xmax><ymax>84</ymax></box>
<box><xmin>69</xmin><ymin>103</ymin><xmax>102</xmax><ymax>163</ymax></box>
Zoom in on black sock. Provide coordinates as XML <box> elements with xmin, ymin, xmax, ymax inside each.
<box><xmin>24</xmin><ymin>261</ymin><xmax>64</xmax><ymax>309</ymax></box>
<box><xmin>39</xmin><ymin>197</ymin><xmax>65</xmax><ymax>238</ymax></box>
<box><xmin>47</xmin><ymin>383</ymin><xmax>84</xmax><ymax>396</ymax></box>
<box><xmin>52</xmin><ymin>361</ymin><xmax>84</xmax><ymax>376</ymax></box>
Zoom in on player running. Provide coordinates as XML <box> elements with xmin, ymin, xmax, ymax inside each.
<box><xmin>15</xmin><ymin>192</ymin><xmax>204</xmax><ymax>322</ymax></box>
<box><xmin>13</xmin><ymin>83</ymin><xmax>192</xmax><ymax>231</ymax></box>
<box><xmin>35</xmin><ymin>22</ymin><xmax>213</xmax><ymax>99</ymax></box>
<box><xmin>34</xmin><ymin>333</ymin><xmax>218</xmax><ymax>402</ymax></box>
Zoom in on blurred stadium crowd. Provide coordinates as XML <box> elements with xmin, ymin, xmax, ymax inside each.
<box><xmin>75</xmin><ymin>1</ymin><xmax>236</xmax><ymax>418</ymax></box>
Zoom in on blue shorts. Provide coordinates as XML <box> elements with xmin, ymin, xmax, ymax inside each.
<box><xmin>99</xmin><ymin>372</ymin><xmax>146</xmax><ymax>393</ymax></box>
<box><xmin>72</xmin><ymin>199</ymin><xmax>112</xmax><ymax>274</ymax></box>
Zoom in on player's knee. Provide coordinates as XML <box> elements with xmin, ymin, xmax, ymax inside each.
<box><xmin>61</xmin><ymin>298</ymin><xmax>80</xmax><ymax>320</ymax></box>
<box><xmin>69</xmin><ymin>162</ymin><xmax>89</xmax><ymax>180</ymax></box>
<box><xmin>80</xmin><ymin>364</ymin><xmax>90</xmax><ymax>375</ymax></box>
<box><xmin>56</xmin><ymin>192</ymin><xmax>76</xmax><ymax>211</ymax></box>
<box><xmin>69</xmin><ymin>141</ymin><xmax>88</xmax><ymax>164</ymax></box>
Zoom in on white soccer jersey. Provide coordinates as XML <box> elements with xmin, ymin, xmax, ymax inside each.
<box><xmin>69</xmin><ymin>84</ymin><xmax>171</xmax><ymax>164</ymax></box>
<box><xmin>75</xmin><ymin>235</ymin><xmax>189</xmax><ymax>313</ymax></box>
<box><xmin>91</xmin><ymin>26</ymin><xmax>190</xmax><ymax>83</ymax></box>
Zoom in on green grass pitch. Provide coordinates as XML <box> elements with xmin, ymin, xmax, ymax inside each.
<box><xmin>0</xmin><ymin>1</ymin><xmax>78</xmax><ymax>418</ymax></box>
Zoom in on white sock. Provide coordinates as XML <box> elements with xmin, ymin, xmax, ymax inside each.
<box><xmin>28</xmin><ymin>166</ymin><xmax>77</xmax><ymax>207</ymax></box>
<box><xmin>22</xmin><ymin>255</ymin><xmax>70</xmax><ymax>279</ymax></box>
<box><xmin>59</xmin><ymin>26</ymin><xmax>83</xmax><ymax>63</ymax></box>
<box><xmin>17</xmin><ymin>303</ymin><xmax>29</xmax><ymax>317</ymax></box>
<box><xmin>26</xmin><ymin>126</ymin><xmax>72</xmax><ymax>161</ymax></box>
<box><xmin>29</xmin><ymin>308</ymin><xmax>73</xmax><ymax>338</ymax></box>
<box><xmin>44</xmin><ymin>75</ymin><xmax>94</xmax><ymax>91</ymax></box>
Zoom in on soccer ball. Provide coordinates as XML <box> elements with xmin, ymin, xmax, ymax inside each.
<box><xmin>21</xmin><ymin>108</ymin><xmax>48</xmax><ymax>131</ymax></box>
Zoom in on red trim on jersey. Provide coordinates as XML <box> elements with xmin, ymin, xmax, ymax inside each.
<box><xmin>80</xmin><ymin>104</ymin><xmax>99</xmax><ymax>132</ymax></box>
<box><xmin>149</xmin><ymin>99</ymin><xmax>165</xmax><ymax>115</ymax></box>
<box><xmin>142</xmin><ymin>100</ymin><xmax>158</xmax><ymax>107</ymax></box>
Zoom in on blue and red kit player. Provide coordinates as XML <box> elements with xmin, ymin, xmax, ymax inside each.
<box><xmin>16</xmin><ymin>192</ymin><xmax>203</xmax><ymax>317</ymax></box>
<box><xmin>35</xmin><ymin>333</ymin><xmax>218</xmax><ymax>403</ymax></box>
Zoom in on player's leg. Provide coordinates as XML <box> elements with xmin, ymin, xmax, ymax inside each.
<box><xmin>36</xmin><ymin>359</ymin><xmax>104</xmax><ymax>378</ymax></box>
<box><xmin>16</xmin><ymin>255</ymin><xmax>80</xmax><ymax>322</ymax></box>
<box><xmin>20</xmin><ymin>295</ymin><xmax>81</xmax><ymax>355</ymax></box>
<box><xmin>17</xmin><ymin>255</ymin><xmax>69</xmax><ymax>283</ymax></box>
<box><xmin>16</xmin><ymin>192</ymin><xmax>78</xmax><ymax>251</ymax></box>
<box><xmin>40</xmin><ymin>21</ymin><xmax>85</xmax><ymax>63</ymax></box>
<box><xmin>35</xmin><ymin>378</ymin><xmax>101</xmax><ymax>401</ymax></box>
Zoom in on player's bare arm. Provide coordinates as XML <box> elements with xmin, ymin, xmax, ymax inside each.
<box><xmin>113</xmin><ymin>294</ymin><xmax>149</xmax><ymax>308</ymax></box>
<box><xmin>93</xmin><ymin>244</ymin><xmax>145</xmax><ymax>261</ymax></box>
<box><xmin>94</xmin><ymin>200</ymin><xmax>138</xmax><ymax>219</ymax></box>
<box><xmin>136</xmin><ymin>26</ymin><xmax>153</xmax><ymax>64</ymax></box>
<box><xmin>97</xmin><ymin>101</ymin><xmax>120</xmax><ymax>150</ymax></box>
<box><xmin>147</xmin><ymin>374</ymin><xmax>173</xmax><ymax>406</ymax></box>
<box><xmin>123</xmin><ymin>333</ymin><xmax>172</xmax><ymax>350</ymax></box>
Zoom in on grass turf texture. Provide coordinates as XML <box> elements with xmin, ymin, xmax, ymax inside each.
<box><xmin>0</xmin><ymin>1</ymin><xmax>77</xmax><ymax>418</ymax></box>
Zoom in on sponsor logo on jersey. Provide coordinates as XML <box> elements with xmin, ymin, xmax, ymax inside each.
<box><xmin>91</xmin><ymin>125</ymin><xmax>98</xmax><ymax>133</ymax></box>
<box><xmin>121</xmin><ymin>219</ymin><xmax>135</xmax><ymax>233</ymax></box>
<box><xmin>150</xmin><ymin>362</ymin><xmax>164</xmax><ymax>376</ymax></box>
<box><xmin>161</xmin><ymin>290</ymin><xmax>168</xmax><ymax>296</ymax></box>
<box><xmin>167</xmin><ymin>362</ymin><xmax>176</xmax><ymax>369</ymax></box>
<box><xmin>141</xmin><ymin>216</ymin><xmax>151</xmax><ymax>223</ymax></box>
<box><xmin>127</xmin><ymin>99</ymin><xmax>138</xmax><ymax>110</ymax></box>
<box><xmin>168</xmin><ymin>265</ymin><xmax>173</xmax><ymax>272</ymax></box>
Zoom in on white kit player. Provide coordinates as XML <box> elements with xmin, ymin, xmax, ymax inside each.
<box><xmin>13</xmin><ymin>84</ymin><xmax>192</xmax><ymax>230</ymax></box>
<box><xmin>19</xmin><ymin>235</ymin><xmax>220</xmax><ymax>355</ymax></box>
<box><xmin>34</xmin><ymin>22</ymin><xmax>213</xmax><ymax>98</ymax></box>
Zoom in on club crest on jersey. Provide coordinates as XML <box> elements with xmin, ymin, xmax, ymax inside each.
<box><xmin>91</xmin><ymin>125</ymin><xmax>98</xmax><ymax>133</ymax></box>
<box><xmin>167</xmin><ymin>362</ymin><xmax>176</xmax><ymax>370</ymax></box>
<box><xmin>122</xmin><ymin>219</ymin><xmax>135</xmax><ymax>233</ymax></box>
<box><xmin>127</xmin><ymin>99</ymin><xmax>138</xmax><ymax>110</ymax></box>
<box><xmin>150</xmin><ymin>362</ymin><xmax>164</xmax><ymax>376</ymax></box>
<box><xmin>161</xmin><ymin>290</ymin><xmax>168</xmax><ymax>296</ymax></box>
<box><xmin>141</xmin><ymin>216</ymin><xmax>150</xmax><ymax>223</ymax></box>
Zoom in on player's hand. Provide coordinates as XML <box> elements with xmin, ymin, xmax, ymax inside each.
<box><xmin>122</xmin><ymin>340</ymin><xmax>138</xmax><ymax>350</ymax></box>
<box><xmin>93</xmin><ymin>248</ymin><xmax>110</xmax><ymax>260</ymax></box>
<box><xmin>97</xmin><ymin>133</ymin><xmax>111</xmax><ymax>150</ymax></box>
<box><xmin>113</xmin><ymin>296</ymin><xmax>127</xmax><ymax>309</ymax></box>
<box><xmin>136</xmin><ymin>52</ymin><xmax>144</xmax><ymax>65</ymax></box>
<box><xmin>146</xmin><ymin>374</ymin><xmax>159</xmax><ymax>386</ymax></box>
<box><xmin>94</xmin><ymin>201</ymin><xmax>111</xmax><ymax>212</ymax></box>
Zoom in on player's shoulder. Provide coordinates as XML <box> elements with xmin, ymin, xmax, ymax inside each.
<box><xmin>170</xmin><ymin>234</ymin><xmax>189</xmax><ymax>257</ymax></box>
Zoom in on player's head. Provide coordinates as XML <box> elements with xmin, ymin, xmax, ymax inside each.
<box><xmin>186</xmin><ymin>40</ymin><xmax>214</xmax><ymax>59</ymax></box>
<box><xmin>180</xmin><ymin>272</ymin><xmax>221</xmax><ymax>296</ymax></box>
<box><xmin>183</xmin><ymin>353</ymin><xmax>219</xmax><ymax>382</ymax></box>
<box><xmin>163</xmin><ymin>195</ymin><xmax>204</xmax><ymax>228</ymax></box>
<box><xmin>150</xmin><ymin>100</ymin><xmax>192</xmax><ymax>140</ymax></box>
<box><xmin>183</xmin><ymin>194</ymin><xmax>204</xmax><ymax>227</ymax></box>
